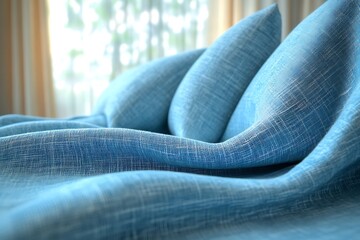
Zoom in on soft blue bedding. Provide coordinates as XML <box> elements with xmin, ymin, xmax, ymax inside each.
<box><xmin>1</xmin><ymin>0</ymin><xmax>359</xmax><ymax>239</ymax></box>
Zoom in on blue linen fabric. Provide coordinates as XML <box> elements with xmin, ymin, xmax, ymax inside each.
<box><xmin>168</xmin><ymin>4</ymin><xmax>281</xmax><ymax>143</ymax></box>
<box><xmin>0</xmin><ymin>114</ymin><xmax>106</xmax><ymax>137</ymax></box>
<box><xmin>221</xmin><ymin>0</ymin><xmax>360</xmax><ymax>165</ymax></box>
<box><xmin>1</xmin><ymin>0</ymin><xmax>360</xmax><ymax>239</ymax></box>
<box><xmin>93</xmin><ymin>49</ymin><xmax>204</xmax><ymax>133</ymax></box>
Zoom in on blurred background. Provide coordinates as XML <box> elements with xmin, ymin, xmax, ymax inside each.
<box><xmin>0</xmin><ymin>0</ymin><xmax>324</xmax><ymax>118</ymax></box>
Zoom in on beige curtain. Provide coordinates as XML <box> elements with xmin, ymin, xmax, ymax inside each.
<box><xmin>208</xmin><ymin>0</ymin><xmax>325</xmax><ymax>43</ymax></box>
<box><xmin>0</xmin><ymin>0</ymin><xmax>55</xmax><ymax>117</ymax></box>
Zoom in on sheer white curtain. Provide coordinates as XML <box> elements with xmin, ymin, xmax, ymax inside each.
<box><xmin>208</xmin><ymin>0</ymin><xmax>325</xmax><ymax>43</ymax></box>
<box><xmin>48</xmin><ymin>0</ymin><xmax>209</xmax><ymax>118</ymax></box>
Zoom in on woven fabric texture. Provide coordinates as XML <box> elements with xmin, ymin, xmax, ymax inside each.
<box><xmin>1</xmin><ymin>0</ymin><xmax>360</xmax><ymax>239</ymax></box>
<box><xmin>168</xmin><ymin>4</ymin><xmax>281</xmax><ymax>142</ymax></box>
<box><xmin>94</xmin><ymin>49</ymin><xmax>204</xmax><ymax>133</ymax></box>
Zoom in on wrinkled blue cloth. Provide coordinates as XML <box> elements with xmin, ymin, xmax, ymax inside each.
<box><xmin>1</xmin><ymin>0</ymin><xmax>360</xmax><ymax>239</ymax></box>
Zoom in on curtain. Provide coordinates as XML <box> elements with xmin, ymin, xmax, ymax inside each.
<box><xmin>0</xmin><ymin>0</ymin><xmax>325</xmax><ymax>118</ymax></box>
<box><xmin>208</xmin><ymin>0</ymin><xmax>325</xmax><ymax>43</ymax></box>
<box><xmin>0</xmin><ymin>0</ymin><xmax>55</xmax><ymax>117</ymax></box>
<box><xmin>47</xmin><ymin>0</ymin><xmax>209</xmax><ymax>118</ymax></box>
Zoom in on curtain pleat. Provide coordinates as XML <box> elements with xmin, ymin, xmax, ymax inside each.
<box><xmin>208</xmin><ymin>0</ymin><xmax>326</xmax><ymax>43</ymax></box>
<box><xmin>0</xmin><ymin>0</ymin><xmax>55</xmax><ymax>117</ymax></box>
<box><xmin>0</xmin><ymin>0</ymin><xmax>14</xmax><ymax>115</ymax></box>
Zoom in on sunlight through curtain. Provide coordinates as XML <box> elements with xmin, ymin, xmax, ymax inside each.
<box><xmin>0</xmin><ymin>0</ymin><xmax>55</xmax><ymax>117</ymax></box>
<box><xmin>48</xmin><ymin>0</ymin><xmax>209</xmax><ymax>118</ymax></box>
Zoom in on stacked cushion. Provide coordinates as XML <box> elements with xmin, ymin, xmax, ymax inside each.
<box><xmin>93</xmin><ymin>49</ymin><xmax>204</xmax><ymax>133</ymax></box>
<box><xmin>168</xmin><ymin>4</ymin><xmax>281</xmax><ymax>142</ymax></box>
<box><xmin>221</xmin><ymin>0</ymin><xmax>359</xmax><ymax>165</ymax></box>
<box><xmin>0</xmin><ymin>50</ymin><xmax>204</xmax><ymax>136</ymax></box>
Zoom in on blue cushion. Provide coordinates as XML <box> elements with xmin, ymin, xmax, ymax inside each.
<box><xmin>168</xmin><ymin>4</ymin><xmax>281</xmax><ymax>142</ymax></box>
<box><xmin>222</xmin><ymin>0</ymin><xmax>359</xmax><ymax>164</ymax></box>
<box><xmin>93</xmin><ymin>49</ymin><xmax>204</xmax><ymax>133</ymax></box>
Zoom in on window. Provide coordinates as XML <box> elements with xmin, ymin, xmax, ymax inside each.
<box><xmin>48</xmin><ymin>0</ymin><xmax>209</xmax><ymax>117</ymax></box>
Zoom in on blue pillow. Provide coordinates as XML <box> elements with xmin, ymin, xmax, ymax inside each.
<box><xmin>168</xmin><ymin>4</ymin><xmax>281</xmax><ymax>142</ymax></box>
<box><xmin>93</xmin><ymin>49</ymin><xmax>204</xmax><ymax>133</ymax></box>
<box><xmin>222</xmin><ymin>0</ymin><xmax>359</xmax><ymax>163</ymax></box>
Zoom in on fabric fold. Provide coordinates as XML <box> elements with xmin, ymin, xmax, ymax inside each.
<box><xmin>1</xmin><ymin>0</ymin><xmax>360</xmax><ymax>239</ymax></box>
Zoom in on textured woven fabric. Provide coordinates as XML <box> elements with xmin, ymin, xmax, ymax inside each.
<box><xmin>1</xmin><ymin>0</ymin><xmax>360</xmax><ymax>239</ymax></box>
<box><xmin>223</xmin><ymin>1</ymin><xmax>360</xmax><ymax>139</ymax></box>
<box><xmin>168</xmin><ymin>4</ymin><xmax>281</xmax><ymax>142</ymax></box>
<box><xmin>0</xmin><ymin>114</ymin><xmax>106</xmax><ymax>137</ymax></box>
<box><xmin>222</xmin><ymin>0</ymin><xmax>360</xmax><ymax>164</ymax></box>
<box><xmin>0</xmin><ymin>114</ymin><xmax>107</xmax><ymax>127</ymax></box>
<box><xmin>93</xmin><ymin>49</ymin><xmax>204</xmax><ymax>133</ymax></box>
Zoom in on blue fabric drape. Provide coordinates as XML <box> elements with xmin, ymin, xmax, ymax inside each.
<box><xmin>1</xmin><ymin>0</ymin><xmax>360</xmax><ymax>239</ymax></box>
